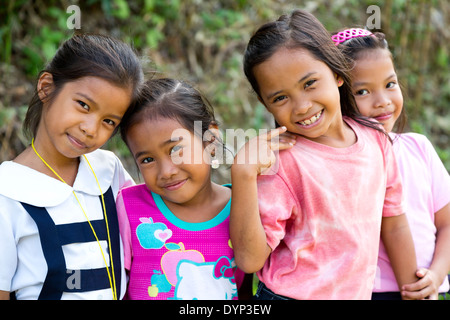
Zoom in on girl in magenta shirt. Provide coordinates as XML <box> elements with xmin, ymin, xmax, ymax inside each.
<box><xmin>230</xmin><ymin>9</ymin><xmax>418</xmax><ymax>300</ymax></box>
<box><xmin>117</xmin><ymin>78</ymin><xmax>249</xmax><ymax>300</ymax></box>
<box><xmin>335</xmin><ymin>28</ymin><xmax>450</xmax><ymax>300</ymax></box>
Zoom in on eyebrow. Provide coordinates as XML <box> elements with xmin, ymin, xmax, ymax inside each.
<box><xmin>133</xmin><ymin>136</ymin><xmax>183</xmax><ymax>159</ymax></box>
<box><xmin>76</xmin><ymin>92</ymin><xmax>97</xmax><ymax>106</ymax></box>
<box><xmin>265</xmin><ymin>72</ymin><xmax>317</xmax><ymax>100</ymax></box>
<box><xmin>353</xmin><ymin>73</ymin><xmax>397</xmax><ymax>88</ymax></box>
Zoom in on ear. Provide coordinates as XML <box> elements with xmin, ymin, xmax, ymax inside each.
<box><xmin>37</xmin><ymin>72</ymin><xmax>55</xmax><ymax>103</ymax></box>
<box><xmin>203</xmin><ymin>122</ymin><xmax>221</xmax><ymax>157</ymax></box>
<box><xmin>207</xmin><ymin>122</ymin><xmax>220</xmax><ymax>141</ymax></box>
<box><xmin>335</xmin><ymin>73</ymin><xmax>344</xmax><ymax>87</ymax></box>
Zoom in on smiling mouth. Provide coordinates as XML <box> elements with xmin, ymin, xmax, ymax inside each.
<box><xmin>374</xmin><ymin>113</ymin><xmax>393</xmax><ymax>121</ymax></box>
<box><xmin>297</xmin><ymin>110</ymin><xmax>323</xmax><ymax>126</ymax></box>
<box><xmin>163</xmin><ymin>179</ymin><xmax>187</xmax><ymax>191</ymax></box>
<box><xmin>67</xmin><ymin>134</ymin><xmax>88</xmax><ymax>149</ymax></box>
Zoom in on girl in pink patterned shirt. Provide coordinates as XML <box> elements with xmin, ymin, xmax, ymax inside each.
<box><xmin>117</xmin><ymin>78</ymin><xmax>255</xmax><ymax>300</ymax></box>
<box><xmin>230</xmin><ymin>9</ymin><xmax>419</xmax><ymax>299</ymax></box>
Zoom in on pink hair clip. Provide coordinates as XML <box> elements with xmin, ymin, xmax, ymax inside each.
<box><xmin>331</xmin><ymin>28</ymin><xmax>375</xmax><ymax>46</ymax></box>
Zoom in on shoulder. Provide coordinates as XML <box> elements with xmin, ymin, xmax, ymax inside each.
<box><xmin>78</xmin><ymin>149</ymin><xmax>132</xmax><ymax>195</ymax></box>
<box><xmin>392</xmin><ymin>132</ymin><xmax>437</xmax><ymax>160</ymax></box>
<box><xmin>0</xmin><ymin>161</ymin><xmax>72</xmax><ymax>206</ymax></box>
<box><xmin>118</xmin><ymin>184</ymin><xmax>152</xmax><ymax>205</ymax></box>
<box><xmin>84</xmin><ymin>148</ymin><xmax>122</xmax><ymax>169</ymax></box>
<box><xmin>394</xmin><ymin>132</ymin><xmax>432</xmax><ymax>149</ymax></box>
<box><xmin>346</xmin><ymin>117</ymin><xmax>388</xmax><ymax>141</ymax></box>
<box><xmin>120</xmin><ymin>183</ymin><xmax>148</xmax><ymax>196</ymax></box>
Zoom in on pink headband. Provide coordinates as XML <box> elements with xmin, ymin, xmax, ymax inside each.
<box><xmin>331</xmin><ymin>28</ymin><xmax>375</xmax><ymax>46</ymax></box>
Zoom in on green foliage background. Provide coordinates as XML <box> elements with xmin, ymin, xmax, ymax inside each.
<box><xmin>0</xmin><ymin>0</ymin><xmax>449</xmax><ymax>183</ymax></box>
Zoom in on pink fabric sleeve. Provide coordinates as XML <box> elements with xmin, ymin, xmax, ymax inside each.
<box><xmin>382</xmin><ymin>137</ymin><xmax>405</xmax><ymax>217</ymax></box>
<box><xmin>116</xmin><ymin>190</ymin><xmax>132</xmax><ymax>270</ymax></box>
<box><xmin>257</xmin><ymin>173</ymin><xmax>297</xmax><ymax>251</ymax></box>
<box><xmin>425</xmin><ymin>137</ymin><xmax>450</xmax><ymax>212</ymax></box>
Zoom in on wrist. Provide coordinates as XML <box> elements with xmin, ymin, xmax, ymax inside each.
<box><xmin>231</xmin><ymin>163</ymin><xmax>258</xmax><ymax>181</ymax></box>
<box><xmin>428</xmin><ymin>265</ymin><xmax>448</xmax><ymax>285</ymax></box>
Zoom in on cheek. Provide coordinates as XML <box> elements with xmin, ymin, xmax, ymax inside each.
<box><xmin>140</xmin><ymin>167</ymin><xmax>158</xmax><ymax>191</ymax></box>
<box><xmin>96</xmin><ymin>128</ymin><xmax>115</xmax><ymax>145</ymax></box>
<box><xmin>266</xmin><ymin>106</ymin><xmax>290</xmax><ymax>125</ymax></box>
<box><xmin>353</xmin><ymin>99</ymin><xmax>372</xmax><ymax>117</ymax></box>
<box><xmin>394</xmin><ymin>95</ymin><xmax>404</xmax><ymax>116</ymax></box>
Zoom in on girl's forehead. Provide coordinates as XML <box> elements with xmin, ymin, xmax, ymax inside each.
<box><xmin>253</xmin><ymin>47</ymin><xmax>333</xmax><ymax>96</ymax></box>
<box><xmin>131</xmin><ymin>117</ymin><xmax>194</xmax><ymax>143</ymax></box>
<box><xmin>353</xmin><ymin>49</ymin><xmax>395</xmax><ymax>74</ymax></box>
<box><xmin>255</xmin><ymin>47</ymin><xmax>330</xmax><ymax>79</ymax></box>
<box><xmin>354</xmin><ymin>48</ymin><xmax>392</xmax><ymax>64</ymax></box>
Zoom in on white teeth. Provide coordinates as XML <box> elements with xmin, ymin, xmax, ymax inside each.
<box><xmin>299</xmin><ymin>110</ymin><xmax>322</xmax><ymax>126</ymax></box>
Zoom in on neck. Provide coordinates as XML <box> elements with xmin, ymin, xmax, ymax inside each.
<box><xmin>163</xmin><ymin>182</ymin><xmax>228</xmax><ymax>223</ymax></box>
<box><xmin>307</xmin><ymin>115</ymin><xmax>356</xmax><ymax>148</ymax></box>
<box><xmin>30</xmin><ymin>138</ymin><xmax>80</xmax><ymax>186</ymax></box>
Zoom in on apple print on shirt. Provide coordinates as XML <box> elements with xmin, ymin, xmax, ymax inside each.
<box><xmin>136</xmin><ymin>217</ymin><xmax>172</xmax><ymax>249</ymax></box>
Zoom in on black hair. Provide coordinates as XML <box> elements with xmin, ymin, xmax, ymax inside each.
<box><xmin>335</xmin><ymin>30</ymin><xmax>407</xmax><ymax>133</ymax></box>
<box><xmin>243</xmin><ymin>9</ymin><xmax>388</xmax><ymax>138</ymax></box>
<box><xmin>120</xmin><ymin>78</ymin><xmax>218</xmax><ymax>145</ymax></box>
<box><xmin>24</xmin><ymin>33</ymin><xmax>144</xmax><ymax>139</ymax></box>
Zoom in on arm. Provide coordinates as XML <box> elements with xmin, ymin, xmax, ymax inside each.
<box><xmin>380</xmin><ymin>214</ymin><xmax>418</xmax><ymax>299</ymax></box>
<box><xmin>116</xmin><ymin>190</ymin><xmax>133</xmax><ymax>271</ymax></box>
<box><xmin>402</xmin><ymin>202</ymin><xmax>450</xmax><ymax>299</ymax></box>
<box><xmin>230</xmin><ymin>167</ymin><xmax>271</xmax><ymax>273</ymax></box>
<box><xmin>0</xmin><ymin>291</ymin><xmax>9</xmax><ymax>300</ymax></box>
<box><xmin>230</xmin><ymin>127</ymin><xmax>295</xmax><ymax>273</ymax></box>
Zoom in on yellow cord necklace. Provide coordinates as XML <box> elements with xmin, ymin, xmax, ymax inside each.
<box><xmin>31</xmin><ymin>138</ymin><xmax>117</xmax><ymax>300</ymax></box>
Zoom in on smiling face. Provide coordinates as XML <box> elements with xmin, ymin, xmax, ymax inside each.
<box><xmin>36</xmin><ymin>75</ymin><xmax>131</xmax><ymax>160</ymax></box>
<box><xmin>351</xmin><ymin>49</ymin><xmax>403</xmax><ymax>133</ymax></box>
<box><xmin>126</xmin><ymin>117</ymin><xmax>213</xmax><ymax>207</ymax></box>
<box><xmin>253</xmin><ymin>47</ymin><xmax>346</xmax><ymax>143</ymax></box>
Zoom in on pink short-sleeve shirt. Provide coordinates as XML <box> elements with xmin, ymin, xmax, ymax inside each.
<box><xmin>257</xmin><ymin>118</ymin><xmax>404</xmax><ymax>299</ymax></box>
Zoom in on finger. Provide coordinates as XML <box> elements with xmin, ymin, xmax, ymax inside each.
<box><xmin>415</xmin><ymin>268</ymin><xmax>428</xmax><ymax>278</ymax></box>
<box><xmin>273</xmin><ymin>140</ymin><xmax>295</xmax><ymax>151</ymax></box>
<box><xmin>402</xmin><ymin>276</ymin><xmax>430</xmax><ymax>292</ymax></box>
<box><xmin>269</xmin><ymin>137</ymin><xmax>295</xmax><ymax>152</ymax></box>
<box><xmin>279</xmin><ymin>131</ymin><xmax>297</xmax><ymax>140</ymax></box>
<box><xmin>279</xmin><ymin>135</ymin><xmax>297</xmax><ymax>145</ymax></box>
<box><xmin>401</xmin><ymin>287</ymin><xmax>431</xmax><ymax>300</ymax></box>
<box><xmin>265</xmin><ymin>126</ymin><xmax>287</xmax><ymax>140</ymax></box>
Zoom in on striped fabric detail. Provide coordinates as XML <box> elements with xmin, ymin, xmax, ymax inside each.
<box><xmin>21</xmin><ymin>187</ymin><xmax>121</xmax><ymax>300</ymax></box>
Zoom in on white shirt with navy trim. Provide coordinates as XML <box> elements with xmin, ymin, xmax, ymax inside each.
<box><xmin>0</xmin><ymin>149</ymin><xmax>133</xmax><ymax>300</ymax></box>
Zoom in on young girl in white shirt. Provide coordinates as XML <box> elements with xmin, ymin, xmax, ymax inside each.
<box><xmin>0</xmin><ymin>34</ymin><xmax>143</xmax><ymax>300</ymax></box>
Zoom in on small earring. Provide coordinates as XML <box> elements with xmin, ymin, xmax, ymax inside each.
<box><xmin>211</xmin><ymin>159</ymin><xmax>220</xmax><ymax>169</ymax></box>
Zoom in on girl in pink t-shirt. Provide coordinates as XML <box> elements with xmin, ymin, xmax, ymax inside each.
<box><xmin>335</xmin><ymin>28</ymin><xmax>450</xmax><ymax>300</ymax></box>
<box><xmin>117</xmin><ymin>78</ymin><xmax>249</xmax><ymax>300</ymax></box>
<box><xmin>230</xmin><ymin>9</ymin><xmax>418</xmax><ymax>300</ymax></box>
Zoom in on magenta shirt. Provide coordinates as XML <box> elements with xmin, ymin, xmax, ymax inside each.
<box><xmin>117</xmin><ymin>184</ymin><xmax>243</xmax><ymax>300</ymax></box>
<box><xmin>373</xmin><ymin>133</ymin><xmax>450</xmax><ymax>293</ymax></box>
<box><xmin>257</xmin><ymin>118</ymin><xmax>404</xmax><ymax>299</ymax></box>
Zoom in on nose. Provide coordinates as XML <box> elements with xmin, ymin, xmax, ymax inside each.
<box><xmin>79</xmin><ymin>117</ymin><xmax>99</xmax><ymax>137</ymax></box>
<box><xmin>373</xmin><ymin>92</ymin><xmax>391</xmax><ymax>109</ymax></box>
<box><xmin>292</xmin><ymin>94</ymin><xmax>312</xmax><ymax>115</ymax></box>
<box><xmin>158</xmin><ymin>158</ymin><xmax>179</xmax><ymax>180</ymax></box>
